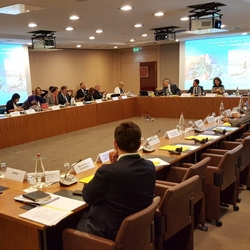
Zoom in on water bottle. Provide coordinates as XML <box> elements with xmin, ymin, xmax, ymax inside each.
<box><xmin>238</xmin><ymin>96</ymin><xmax>243</xmax><ymax>109</ymax></box>
<box><xmin>70</xmin><ymin>96</ymin><xmax>75</xmax><ymax>106</ymax></box>
<box><xmin>0</xmin><ymin>162</ymin><xmax>7</xmax><ymax>177</ymax></box>
<box><xmin>219</xmin><ymin>101</ymin><xmax>224</xmax><ymax>117</ymax></box>
<box><xmin>34</xmin><ymin>153</ymin><xmax>46</xmax><ymax>188</ymax></box>
<box><xmin>178</xmin><ymin>113</ymin><xmax>185</xmax><ymax>133</ymax></box>
<box><xmin>236</xmin><ymin>87</ymin><xmax>239</xmax><ymax>96</ymax></box>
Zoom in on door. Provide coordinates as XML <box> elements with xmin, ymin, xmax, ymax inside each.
<box><xmin>140</xmin><ymin>61</ymin><xmax>157</xmax><ymax>91</ymax></box>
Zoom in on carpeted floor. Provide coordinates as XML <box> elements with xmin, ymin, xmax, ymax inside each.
<box><xmin>1</xmin><ymin>116</ymin><xmax>249</xmax><ymax>249</ymax></box>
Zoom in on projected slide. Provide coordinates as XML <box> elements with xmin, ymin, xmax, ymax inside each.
<box><xmin>184</xmin><ymin>35</ymin><xmax>250</xmax><ymax>91</ymax></box>
<box><xmin>0</xmin><ymin>44</ymin><xmax>31</xmax><ymax>106</ymax></box>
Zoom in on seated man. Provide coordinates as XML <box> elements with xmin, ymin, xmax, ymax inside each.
<box><xmin>155</xmin><ymin>78</ymin><xmax>181</xmax><ymax>96</ymax></box>
<box><xmin>93</xmin><ymin>83</ymin><xmax>106</xmax><ymax>99</ymax></box>
<box><xmin>58</xmin><ymin>86</ymin><xmax>72</xmax><ymax>105</ymax></box>
<box><xmin>76</xmin><ymin>121</ymin><xmax>156</xmax><ymax>240</ymax></box>
<box><xmin>188</xmin><ymin>79</ymin><xmax>203</xmax><ymax>95</ymax></box>
<box><xmin>76</xmin><ymin>82</ymin><xmax>88</xmax><ymax>100</ymax></box>
<box><xmin>223</xmin><ymin>107</ymin><xmax>250</xmax><ymax>125</ymax></box>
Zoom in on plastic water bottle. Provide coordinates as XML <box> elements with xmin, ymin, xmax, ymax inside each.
<box><xmin>236</xmin><ymin>87</ymin><xmax>239</xmax><ymax>96</ymax></box>
<box><xmin>0</xmin><ymin>162</ymin><xmax>7</xmax><ymax>177</ymax></box>
<box><xmin>178</xmin><ymin>113</ymin><xmax>185</xmax><ymax>133</ymax></box>
<box><xmin>70</xmin><ymin>97</ymin><xmax>75</xmax><ymax>106</ymax></box>
<box><xmin>219</xmin><ymin>101</ymin><xmax>224</xmax><ymax>117</ymax></box>
<box><xmin>35</xmin><ymin>153</ymin><xmax>46</xmax><ymax>188</ymax></box>
<box><xmin>238</xmin><ymin>96</ymin><xmax>243</xmax><ymax>109</ymax></box>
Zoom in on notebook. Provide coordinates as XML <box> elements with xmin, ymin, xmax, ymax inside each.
<box><xmin>23</xmin><ymin>190</ymin><xmax>51</xmax><ymax>202</ymax></box>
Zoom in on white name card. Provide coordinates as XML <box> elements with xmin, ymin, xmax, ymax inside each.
<box><xmin>96</xmin><ymin>149</ymin><xmax>113</xmax><ymax>163</ymax></box>
<box><xmin>121</xmin><ymin>95</ymin><xmax>128</xmax><ymax>99</ymax></box>
<box><xmin>95</xmin><ymin>99</ymin><xmax>102</xmax><ymax>103</ymax></box>
<box><xmin>206</xmin><ymin>93</ymin><xmax>216</xmax><ymax>97</ymax></box>
<box><xmin>112</xmin><ymin>97</ymin><xmax>119</xmax><ymax>101</ymax></box>
<box><xmin>25</xmin><ymin>109</ymin><xmax>36</xmax><ymax>115</ymax></box>
<box><xmin>194</xmin><ymin>119</ymin><xmax>204</xmax><ymax>128</ymax></box>
<box><xmin>146</xmin><ymin>135</ymin><xmax>160</xmax><ymax>146</ymax></box>
<box><xmin>10</xmin><ymin>111</ymin><xmax>21</xmax><ymax>117</ymax></box>
<box><xmin>163</xmin><ymin>129</ymin><xmax>180</xmax><ymax>139</ymax></box>
<box><xmin>206</xmin><ymin>115</ymin><xmax>216</xmax><ymax>123</ymax></box>
<box><xmin>45</xmin><ymin>170</ymin><xmax>60</xmax><ymax>184</ymax></box>
<box><xmin>75</xmin><ymin>102</ymin><xmax>84</xmax><ymax>106</ymax></box>
<box><xmin>224</xmin><ymin>109</ymin><xmax>231</xmax><ymax>117</ymax></box>
<box><xmin>74</xmin><ymin>158</ymin><xmax>95</xmax><ymax>174</ymax></box>
<box><xmin>51</xmin><ymin>105</ymin><xmax>60</xmax><ymax>110</ymax></box>
<box><xmin>4</xmin><ymin>167</ymin><xmax>26</xmax><ymax>182</ymax></box>
<box><xmin>181</xmin><ymin>93</ymin><xmax>191</xmax><ymax>97</ymax></box>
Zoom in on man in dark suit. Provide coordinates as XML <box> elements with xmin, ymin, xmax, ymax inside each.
<box><xmin>155</xmin><ymin>78</ymin><xmax>181</xmax><ymax>96</ymax></box>
<box><xmin>93</xmin><ymin>83</ymin><xmax>106</xmax><ymax>100</ymax></box>
<box><xmin>188</xmin><ymin>79</ymin><xmax>204</xmax><ymax>95</ymax></box>
<box><xmin>76</xmin><ymin>82</ymin><xmax>88</xmax><ymax>100</ymax></box>
<box><xmin>76</xmin><ymin>122</ymin><xmax>156</xmax><ymax>240</ymax></box>
<box><xmin>58</xmin><ymin>86</ymin><xmax>72</xmax><ymax>105</ymax></box>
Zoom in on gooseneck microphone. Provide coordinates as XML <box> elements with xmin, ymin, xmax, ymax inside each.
<box><xmin>142</xmin><ymin>130</ymin><xmax>161</xmax><ymax>153</ymax></box>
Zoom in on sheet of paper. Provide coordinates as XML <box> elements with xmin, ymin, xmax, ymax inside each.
<box><xmin>185</xmin><ymin>135</ymin><xmax>212</xmax><ymax>140</ymax></box>
<box><xmin>159</xmin><ymin>145</ymin><xmax>190</xmax><ymax>151</ymax></box>
<box><xmin>146</xmin><ymin>158</ymin><xmax>170</xmax><ymax>167</ymax></box>
<box><xmin>175</xmin><ymin>144</ymin><xmax>200</xmax><ymax>150</ymax></box>
<box><xmin>79</xmin><ymin>175</ymin><xmax>95</xmax><ymax>184</ymax></box>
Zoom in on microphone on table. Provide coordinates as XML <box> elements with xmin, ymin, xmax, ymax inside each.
<box><xmin>59</xmin><ymin>159</ymin><xmax>82</xmax><ymax>186</ymax></box>
<box><xmin>142</xmin><ymin>130</ymin><xmax>161</xmax><ymax>153</ymax></box>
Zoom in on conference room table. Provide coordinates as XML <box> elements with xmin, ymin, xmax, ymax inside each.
<box><xmin>0</xmin><ymin>121</ymin><xmax>247</xmax><ymax>250</ymax></box>
<box><xmin>0</xmin><ymin>95</ymin><xmax>246</xmax><ymax>149</ymax></box>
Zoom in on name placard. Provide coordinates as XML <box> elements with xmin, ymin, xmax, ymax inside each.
<box><xmin>205</xmin><ymin>115</ymin><xmax>216</xmax><ymax>123</ymax></box>
<box><xmin>224</xmin><ymin>109</ymin><xmax>231</xmax><ymax>117</ymax></box>
<box><xmin>51</xmin><ymin>105</ymin><xmax>60</xmax><ymax>110</ymax></box>
<box><xmin>121</xmin><ymin>95</ymin><xmax>128</xmax><ymax>99</ymax></box>
<box><xmin>75</xmin><ymin>102</ymin><xmax>84</xmax><ymax>106</ymax></box>
<box><xmin>10</xmin><ymin>111</ymin><xmax>21</xmax><ymax>117</ymax></box>
<box><xmin>96</xmin><ymin>149</ymin><xmax>113</xmax><ymax>163</ymax></box>
<box><xmin>181</xmin><ymin>93</ymin><xmax>191</xmax><ymax>97</ymax></box>
<box><xmin>146</xmin><ymin>135</ymin><xmax>160</xmax><ymax>146</ymax></box>
<box><xmin>74</xmin><ymin>158</ymin><xmax>95</xmax><ymax>174</ymax></box>
<box><xmin>45</xmin><ymin>170</ymin><xmax>60</xmax><ymax>184</ymax></box>
<box><xmin>4</xmin><ymin>167</ymin><xmax>26</xmax><ymax>182</ymax></box>
<box><xmin>206</xmin><ymin>93</ymin><xmax>216</xmax><ymax>97</ymax></box>
<box><xmin>194</xmin><ymin>119</ymin><xmax>204</xmax><ymax>128</ymax></box>
<box><xmin>95</xmin><ymin>99</ymin><xmax>102</xmax><ymax>103</ymax></box>
<box><xmin>25</xmin><ymin>109</ymin><xmax>36</xmax><ymax>115</ymax></box>
<box><xmin>163</xmin><ymin>129</ymin><xmax>180</xmax><ymax>139</ymax></box>
<box><xmin>112</xmin><ymin>97</ymin><xmax>119</xmax><ymax>101</ymax></box>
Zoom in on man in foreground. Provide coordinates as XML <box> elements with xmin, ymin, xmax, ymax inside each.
<box><xmin>77</xmin><ymin>121</ymin><xmax>156</xmax><ymax>240</ymax></box>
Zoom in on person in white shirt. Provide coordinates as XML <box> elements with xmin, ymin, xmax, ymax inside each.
<box><xmin>114</xmin><ymin>82</ymin><xmax>125</xmax><ymax>95</ymax></box>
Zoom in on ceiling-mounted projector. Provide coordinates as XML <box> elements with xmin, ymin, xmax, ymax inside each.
<box><xmin>29</xmin><ymin>30</ymin><xmax>56</xmax><ymax>50</ymax></box>
<box><xmin>191</xmin><ymin>19</ymin><xmax>222</xmax><ymax>30</ymax></box>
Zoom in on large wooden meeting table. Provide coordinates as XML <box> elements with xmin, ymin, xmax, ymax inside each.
<box><xmin>0</xmin><ymin>95</ymin><xmax>246</xmax><ymax>149</ymax></box>
<box><xmin>0</xmin><ymin>121</ymin><xmax>247</xmax><ymax>250</ymax></box>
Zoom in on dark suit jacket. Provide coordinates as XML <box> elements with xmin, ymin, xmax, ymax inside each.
<box><xmin>57</xmin><ymin>93</ymin><xmax>71</xmax><ymax>105</ymax></box>
<box><xmin>76</xmin><ymin>88</ymin><xmax>88</xmax><ymax>99</ymax></box>
<box><xmin>188</xmin><ymin>86</ymin><xmax>204</xmax><ymax>94</ymax></box>
<box><xmin>76</xmin><ymin>154</ymin><xmax>156</xmax><ymax>240</ymax></box>
<box><xmin>93</xmin><ymin>90</ymin><xmax>103</xmax><ymax>99</ymax></box>
<box><xmin>155</xmin><ymin>84</ymin><xmax>181</xmax><ymax>96</ymax></box>
<box><xmin>6</xmin><ymin>100</ymin><xmax>15</xmax><ymax>113</ymax></box>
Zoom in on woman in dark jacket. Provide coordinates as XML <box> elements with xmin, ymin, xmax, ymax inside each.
<box><xmin>6</xmin><ymin>93</ymin><xmax>23</xmax><ymax>113</ymax></box>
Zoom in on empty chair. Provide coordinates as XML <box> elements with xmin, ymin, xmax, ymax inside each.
<box><xmin>62</xmin><ymin>196</ymin><xmax>161</xmax><ymax>250</ymax></box>
<box><xmin>156</xmin><ymin>157</ymin><xmax>211</xmax><ymax>231</ymax></box>
<box><xmin>201</xmin><ymin>144</ymin><xmax>243</xmax><ymax>226</ymax></box>
<box><xmin>154</xmin><ymin>175</ymin><xmax>199</xmax><ymax>250</ymax></box>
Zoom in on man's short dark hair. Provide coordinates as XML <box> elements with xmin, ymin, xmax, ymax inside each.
<box><xmin>61</xmin><ymin>86</ymin><xmax>67</xmax><ymax>91</ymax></box>
<box><xmin>194</xmin><ymin>79</ymin><xmax>200</xmax><ymax>85</ymax></box>
<box><xmin>114</xmin><ymin>122</ymin><xmax>141</xmax><ymax>152</ymax></box>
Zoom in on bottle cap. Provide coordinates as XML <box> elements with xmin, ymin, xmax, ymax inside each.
<box><xmin>37</xmin><ymin>153</ymin><xmax>41</xmax><ymax>157</ymax></box>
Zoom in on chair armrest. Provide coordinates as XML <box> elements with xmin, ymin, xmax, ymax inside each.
<box><xmin>165</xmin><ymin>167</ymin><xmax>188</xmax><ymax>182</ymax></box>
<box><xmin>180</xmin><ymin>163</ymin><xmax>193</xmax><ymax>168</ymax></box>
<box><xmin>218</xmin><ymin>141</ymin><xmax>240</xmax><ymax>150</ymax></box>
<box><xmin>201</xmin><ymin>153</ymin><xmax>223</xmax><ymax>166</ymax></box>
<box><xmin>235</xmin><ymin>139</ymin><xmax>243</xmax><ymax>142</ymax></box>
<box><xmin>205</xmin><ymin>166</ymin><xmax>222</xmax><ymax>187</ymax></box>
<box><xmin>156</xmin><ymin>180</ymin><xmax>177</xmax><ymax>187</ymax></box>
<box><xmin>205</xmin><ymin>148</ymin><xmax>228</xmax><ymax>155</ymax></box>
<box><xmin>155</xmin><ymin>183</ymin><xmax>172</xmax><ymax>199</ymax></box>
<box><xmin>63</xmin><ymin>228</ymin><xmax>116</xmax><ymax>250</ymax></box>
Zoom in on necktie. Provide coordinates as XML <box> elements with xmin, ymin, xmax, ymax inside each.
<box><xmin>54</xmin><ymin>96</ymin><xmax>57</xmax><ymax>105</ymax></box>
<box><xmin>195</xmin><ymin>87</ymin><xmax>197</xmax><ymax>94</ymax></box>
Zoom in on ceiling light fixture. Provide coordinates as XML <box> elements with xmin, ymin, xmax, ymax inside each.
<box><xmin>221</xmin><ymin>24</ymin><xmax>226</xmax><ymax>28</ymax></box>
<box><xmin>180</xmin><ymin>17</ymin><xmax>189</xmax><ymax>21</ymax></box>
<box><xmin>66</xmin><ymin>27</ymin><xmax>74</xmax><ymax>31</ymax></box>
<box><xmin>89</xmin><ymin>36</ymin><xmax>95</xmax><ymax>40</ymax></box>
<box><xmin>121</xmin><ymin>5</ymin><xmax>132</xmax><ymax>11</ymax></box>
<box><xmin>28</xmin><ymin>23</ymin><xmax>37</xmax><ymax>27</ymax></box>
<box><xmin>76</xmin><ymin>45</ymin><xmax>81</xmax><ymax>48</ymax></box>
<box><xmin>69</xmin><ymin>15</ymin><xmax>79</xmax><ymax>20</ymax></box>
<box><xmin>134</xmin><ymin>24</ymin><xmax>142</xmax><ymax>28</ymax></box>
<box><xmin>154</xmin><ymin>12</ymin><xmax>164</xmax><ymax>16</ymax></box>
<box><xmin>114</xmin><ymin>46</ymin><xmax>118</xmax><ymax>49</ymax></box>
<box><xmin>130</xmin><ymin>39</ymin><xmax>135</xmax><ymax>42</ymax></box>
<box><xmin>242</xmin><ymin>32</ymin><xmax>248</xmax><ymax>35</ymax></box>
<box><xmin>142</xmin><ymin>34</ymin><xmax>147</xmax><ymax>37</ymax></box>
<box><xmin>96</xmin><ymin>29</ymin><xmax>103</xmax><ymax>33</ymax></box>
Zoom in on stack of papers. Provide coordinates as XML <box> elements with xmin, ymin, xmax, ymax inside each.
<box><xmin>146</xmin><ymin>158</ymin><xmax>170</xmax><ymax>167</ymax></box>
<box><xmin>185</xmin><ymin>135</ymin><xmax>212</xmax><ymax>140</ymax></box>
<box><xmin>159</xmin><ymin>145</ymin><xmax>190</xmax><ymax>151</ymax></box>
<box><xmin>79</xmin><ymin>175</ymin><xmax>94</xmax><ymax>184</ymax></box>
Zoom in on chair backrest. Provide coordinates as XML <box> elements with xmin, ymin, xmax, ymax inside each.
<box><xmin>182</xmin><ymin>157</ymin><xmax>211</xmax><ymax>203</ymax></box>
<box><xmin>115</xmin><ymin>196</ymin><xmax>161</xmax><ymax>250</ymax></box>
<box><xmin>218</xmin><ymin>144</ymin><xmax>243</xmax><ymax>189</ymax></box>
<box><xmin>155</xmin><ymin>175</ymin><xmax>199</xmax><ymax>240</ymax></box>
<box><xmin>240</xmin><ymin>135</ymin><xmax>250</xmax><ymax>170</ymax></box>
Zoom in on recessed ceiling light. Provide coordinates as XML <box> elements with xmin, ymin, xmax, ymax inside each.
<box><xmin>175</xmin><ymin>39</ymin><xmax>179</xmax><ymax>42</ymax></box>
<box><xmin>28</xmin><ymin>23</ymin><xmax>37</xmax><ymax>27</ymax></box>
<box><xmin>89</xmin><ymin>36</ymin><xmax>95</xmax><ymax>40</ymax></box>
<box><xmin>27</xmin><ymin>42</ymin><xmax>32</xmax><ymax>45</ymax></box>
<box><xmin>121</xmin><ymin>5</ymin><xmax>132</xmax><ymax>11</ymax></box>
<box><xmin>142</xmin><ymin>34</ymin><xmax>147</xmax><ymax>37</ymax></box>
<box><xmin>76</xmin><ymin>45</ymin><xmax>81</xmax><ymax>48</ymax></box>
<box><xmin>242</xmin><ymin>32</ymin><xmax>248</xmax><ymax>35</ymax></box>
<box><xmin>96</xmin><ymin>29</ymin><xmax>103</xmax><ymax>33</ymax></box>
<box><xmin>130</xmin><ymin>39</ymin><xmax>135</xmax><ymax>42</ymax></box>
<box><xmin>221</xmin><ymin>24</ymin><xmax>226</xmax><ymax>28</ymax></box>
<box><xmin>134</xmin><ymin>24</ymin><xmax>142</xmax><ymax>28</ymax></box>
<box><xmin>66</xmin><ymin>27</ymin><xmax>74</xmax><ymax>31</ymax></box>
<box><xmin>114</xmin><ymin>46</ymin><xmax>118</xmax><ymax>49</ymax></box>
<box><xmin>154</xmin><ymin>12</ymin><xmax>164</xmax><ymax>17</ymax></box>
<box><xmin>180</xmin><ymin>17</ymin><xmax>189</xmax><ymax>21</ymax></box>
<box><xmin>69</xmin><ymin>15</ymin><xmax>79</xmax><ymax>20</ymax></box>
